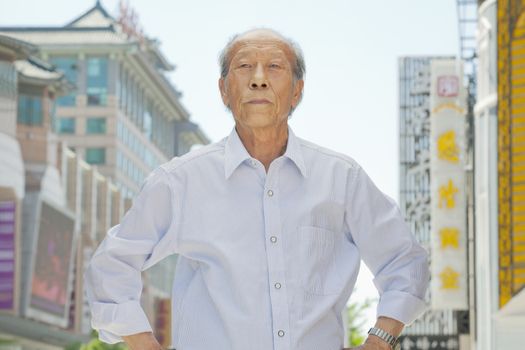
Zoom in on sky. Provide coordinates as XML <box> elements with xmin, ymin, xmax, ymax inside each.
<box><xmin>0</xmin><ymin>0</ymin><xmax>460</xmax><ymax>332</ymax></box>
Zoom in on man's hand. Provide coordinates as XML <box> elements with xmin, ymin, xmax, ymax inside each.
<box><xmin>122</xmin><ymin>331</ymin><xmax>163</xmax><ymax>350</ymax></box>
<box><xmin>344</xmin><ymin>315</ymin><xmax>404</xmax><ymax>350</ymax></box>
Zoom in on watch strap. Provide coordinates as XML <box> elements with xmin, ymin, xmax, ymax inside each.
<box><xmin>368</xmin><ymin>327</ymin><xmax>398</xmax><ymax>348</ymax></box>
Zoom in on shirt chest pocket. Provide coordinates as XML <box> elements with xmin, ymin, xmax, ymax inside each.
<box><xmin>296</xmin><ymin>226</ymin><xmax>350</xmax><ymax>296</ymax></box>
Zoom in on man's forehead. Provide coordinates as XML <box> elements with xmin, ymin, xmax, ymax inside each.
<box><xmin>229</xmin><ymin>32</ymin><xmax>294</xmax><ymax>59</ymax></box>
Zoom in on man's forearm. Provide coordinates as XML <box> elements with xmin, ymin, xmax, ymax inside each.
<box><xmin>122</xmin><ymin>331</ymin><xmax>163</xmax><ymax>350</ymax></box>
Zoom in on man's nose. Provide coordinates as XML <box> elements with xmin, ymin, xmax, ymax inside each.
<box><xmin>249</xmin><ymin>64</ymin><xmax>268</xmax><ymax>89</ymax></box>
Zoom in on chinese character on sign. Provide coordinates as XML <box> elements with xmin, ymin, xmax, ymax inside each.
<box><xmin>439</xmin><ymin>266</ymin><xmax>460</xmax><ymax>290</ymax></box>
<box><xmin>437</xmin><ymin>75</ymin><xmax>459</xmax><ymax>97</ymax></box>
<box><xmin>437</xmin><ymin>130</ymin><xmax>459</xmax><ymax>163</ymax></box>
<box><xmin>447</xmin><ymin>338</ymin><xmax>459</xmax><ymax>349</ymax></box>
<box><xmin>439</xmin><ymin>227</ymin><xmax>460</xmax><ymax>249</ymax></box>
<box><xmin>401</xmin><ymin>337</ymin><xmax>415</xmax><ymax>350</ymax></box>
<box><xmin>438</xmin><ymin>179</ymin><xmax>458</xmax><ymax>209</ymax></box>
<box><xmin>416</xmin><ymin>336</ymin><xmax>431</xmax><ymax>350</ymax></box>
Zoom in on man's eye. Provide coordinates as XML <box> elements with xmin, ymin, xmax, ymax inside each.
<box><xmin>269</xmin><ymin>63</ymin><xmax>281</xmax><ymax>69</ymax></box>
<box><xmin>238</xmin><ymin>63</ymin><xmax>251</xmax><ymax>68</ymax></box>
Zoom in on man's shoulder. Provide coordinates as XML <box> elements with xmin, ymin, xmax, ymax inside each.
<box><xmin>160</xmin><ymin>137</ymin><xmax>227</xmax><ymax>174</ymax></box>
<box><xmin>297</xmin><ymin>137</ymin><xmax>361</xmax><ymax>171</ymax></box>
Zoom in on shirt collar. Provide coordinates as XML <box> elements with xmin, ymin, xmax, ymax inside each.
<box><xmin>224</xmin><ymin>126</ymin><xmax>307</xmax><ymax>179</ymax></box>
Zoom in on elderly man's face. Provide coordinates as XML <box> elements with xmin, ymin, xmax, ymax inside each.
<box><xmin>219</xmin><ymin>32</ymin><xmax>304</xmax><ymax>129</ymax></box>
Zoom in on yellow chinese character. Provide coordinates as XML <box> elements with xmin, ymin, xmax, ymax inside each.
<box><xmin>437</xmin><ymin>130</ymin><xmax>460</xmax><ymax>163</ymax></box>
<box><xmin>439</xmin><ymin>266</ymin><xmax>460</xmax><ymax>290</ymax></box>
<box><xmin>438</xmin><ymin>179</ymin><xmax>458</xmax><ymax>209</ymax></box>
<box><xmin>440</xmin><ymin>228</ymin><xmax>459</xmax><ymax>249</ymax></box>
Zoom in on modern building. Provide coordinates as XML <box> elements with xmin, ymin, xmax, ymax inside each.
<box><xmin>0</xmin><ymin>2</ymin><xmax>209</xmax><ymax>348</ymax></box>
<box><xmin>473</xmin><ymin>0</ymin><xmax>525</xmax><ymax>349</ymax></box>
<box><xmin>0</xmin><ymin>0</ymin><xmax>208</xmax><ymax>199</ymax></box>
<box><xmin>0</xmin><ymin>34</ymin><xmax>93</xmax><ymax>349</ymax></box>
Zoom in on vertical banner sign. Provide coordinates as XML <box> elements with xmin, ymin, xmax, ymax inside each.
<box><xmin>429</xmin><ymin>59</ymin><xmax>468</xmax><ymax>310</ymax></box>
<box><xmin>0</xmin><ymin>201</ymin><xmax>15</xmax><ymax>311</ymax></box>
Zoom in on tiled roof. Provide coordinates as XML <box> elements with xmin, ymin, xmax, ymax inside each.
<box><xmin>15</xmin><ymin>59</ymin><xmax>63</xmax><ymax>81</ymax></box>
<box><xmin>0</xmin><ymin>28</ymin><xmax>129</xmax><ymax>45</ymax></box>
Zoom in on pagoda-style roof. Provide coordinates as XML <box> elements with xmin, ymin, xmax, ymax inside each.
<box><xmin>0</xmin><ymin>1</ymin><xmax>174</xmax><ymax>71</ymax></box>
<box><xmin>16</xmin><ymin>56</ymin><xmax>73</xmax><ymax>93</ymax></box>
<box><xmin>66</xmin><ymin>0</ymin><xmax>114</xmax><ymax>28</ymax></box>
<box><xmin>0</xmin><ymin>34</ymin><xmax>37</xmax><ymax>60</ymax></box>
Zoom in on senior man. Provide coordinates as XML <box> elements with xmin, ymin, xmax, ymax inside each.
<box><xmin>85</xmin><ymin>28</ymin><xmax>429</xmax><ymax>350</ymax></box>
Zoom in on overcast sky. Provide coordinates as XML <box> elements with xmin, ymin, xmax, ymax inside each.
<box><xmin>0</xmin><ymin>0</ymin><xmax>459</xmax><ymax>330</ymax></box>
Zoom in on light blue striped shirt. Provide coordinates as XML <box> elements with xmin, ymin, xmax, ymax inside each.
<box><xmin>85</xmin><ymin>127</ymin><xmax>429</xmax><ymax>350</ymax></box>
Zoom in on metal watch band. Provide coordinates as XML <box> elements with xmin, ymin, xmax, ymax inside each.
<box><xmin>368</xmin><ymin>327</ymin><xmax>398</xmax><ymax>347</ymax></box>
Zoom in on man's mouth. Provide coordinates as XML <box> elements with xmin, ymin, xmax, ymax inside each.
<box><xmin>247</xmin><ymin>99</ymin><xmax>271</xmax><ymax>104</ymax></box>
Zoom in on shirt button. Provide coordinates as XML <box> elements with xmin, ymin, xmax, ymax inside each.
<box><xmin>270</xmin><ymin>236</ymin><xmax>277</xmax><ymax>243</ymax></box>
<box><xmin>278</xmin><ymin>330</ymin><xmax>285</xmax><ymax>337</ymax></box>
<box><xmin>274</xmin><ymin>282</ymin><xmax>282</xmax><ymax>289</ymax></box>
<box><xmin>267</xmin><ymin>190</ymin><xmax>274</xmax><ymax>197</ymax></box>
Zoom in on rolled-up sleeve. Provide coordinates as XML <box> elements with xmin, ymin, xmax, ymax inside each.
<box><xmin>84</xmin><ymin>167</ymin><xmax>177</xmax><ymax>343</ymax></box>
<box><xmin>345</xmin><ymin>165</ymin><xmax>430</xmax><ymax>325</ymax></box>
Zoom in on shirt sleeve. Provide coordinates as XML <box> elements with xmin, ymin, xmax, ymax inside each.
<box><xmin>345</xmin><ymin>165</ymin><xmax>430</xmax><ymax>325</ymax></box>
<box><xmin>84</xmin><ymin>167</ymin><xmax>177</xmax><ymax>343</ymax></box>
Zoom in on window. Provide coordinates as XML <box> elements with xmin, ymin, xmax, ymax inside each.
<box><xmin>50</xmin><ymin>57</ymin><xmax>77</xmax><ymax>106</ymax></box>
<box><xmin>86</xmin><ymin>117</ymin><xmax>106</xmax><ymax>134</ymax></box>
<box><xmin>86</xmin><ymin>57</ymin><xmax>108</xmax><ymax>106</ymax></box>
<box><xmin>58</xmin><ymin>117</ymin><xmax>76</xmax><ymax>134</ymax></box>
<box><xmin>143</xmin><ymin>105</ymin><xmax>152</xmax><ymax>140</ymax></box>
<box><xmin>17</xmin><ymin>94</ymin><xmax>43</xmax><ymax>125</ymax></box>
<box><xmin>85</xmin><ymin>148</ymin><xmax>106</xmax><ymax>164</ymax></box>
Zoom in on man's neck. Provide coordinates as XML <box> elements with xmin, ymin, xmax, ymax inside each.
<box><xmin>235</xmin><ymin>123</ymin><xmax>288</xmax><ymax>172</ymax></box>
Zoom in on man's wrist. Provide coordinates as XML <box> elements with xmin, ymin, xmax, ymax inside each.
<box><xmin>365</xmin><ymin>335</ymin><xmax>393</xmax><ymax>349</ymax></box>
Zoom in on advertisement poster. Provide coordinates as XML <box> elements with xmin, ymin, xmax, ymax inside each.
<box><xmin>27</xmin><ymin>200</ymin><xmax>76</xmax><ymax>327</ymax></box>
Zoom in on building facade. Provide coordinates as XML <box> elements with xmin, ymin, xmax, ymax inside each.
<box><xmin>0</xmin><ymin>2</ymin><xmax>209</xmax><ymax>348</ymax></box>
<box><xmin>471</xmin><ymin>0</ymin><xmax>525</xmax><ymax>348</ymax></box>
<box><xmin>0</xmin><ymin>0</ymin><xmax>208</xmax><ymax>199</ymax></box>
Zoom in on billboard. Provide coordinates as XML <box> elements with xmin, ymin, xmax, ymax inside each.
<box><xmin>429</xmin><ymin>60</ymin><xmax>468</xmax><ymax>310</ymax></box>
<box><xmin>0</xmin><ymin>201</ymin><xmax>16</xmax><ymax>312</ymax></box>
<box><xmin>26</xmin><ymin>199</ymin><xmax>77</xmax><ymax>327</ymax></box>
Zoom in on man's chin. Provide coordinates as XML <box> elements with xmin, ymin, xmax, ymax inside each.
<box><xmin>235</xmin><ymin>114</ymin><xmax>284</xmax><ymax>129</ymax></box>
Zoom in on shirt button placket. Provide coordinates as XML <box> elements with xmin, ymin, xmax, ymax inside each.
<box><xmin>264</xmin><ymin>173</ymin><xmax>290</xmax><ymax>349</ymax></box>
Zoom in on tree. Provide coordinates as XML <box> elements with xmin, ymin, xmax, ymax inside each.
<box><xmin>65</xmin><ymin>330</ymin><xmax>128</xmax><ymax>350</ymax></box>
<box><xmin>347</xmin><ymin>297</ymin><xmax>375</xmax><ymax>347</ymax></box>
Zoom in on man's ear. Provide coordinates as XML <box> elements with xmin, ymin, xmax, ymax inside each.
<box><xmin>291</xmin><ymin>79</ymin><xmax>304</xmax><ymax>107</ymax></box>
<box><xmin>219</xmin><ymin>78</ymin><xmax>229</xmax><ymax>106</ymax></box>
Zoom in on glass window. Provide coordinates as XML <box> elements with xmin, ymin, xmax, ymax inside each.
<box><xmin>58</xmin><ymin>117</ymin><xmax>76</xmax><ymax>134</ymax></box>
<box><xmin>143</xmin><ymin>102</ymin><xmax>152</xmax><ymax>140</ymax></box>
<box><xmin>86</xmin><ymin>56</ymin><xmax>108</xmax><ymax>106</ymax></box>
<box><xmin>17</xmin><ymin>94</ymin><xmax>43</xmax><ymax>125</ymax></box>
<box><xmin>86</xmin><ymin>117</ymin><xmax>106</xmax><ymax>134</ymax></box>
<box><xmin>116</xmin><ymin>150</ymin><xmax>122</xmax><ymax>169</ymax></box>
<box><xmin>117</xmin><ymin>120</ymin><xmax>122</xmax><ymax>139</ymax></box>
<box><xmin>85</xmin><ymin>148</ymin><xmax>106</xmax><ymax>164</ymax></box>
<box><xmin>50</xmin><ymin>56</ymin><xmax>77</xmax><ymax>106</ymax></box>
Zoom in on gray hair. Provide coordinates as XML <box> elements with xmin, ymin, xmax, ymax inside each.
<box><xmin>219</xmin><ymin>28</ymin><xmax>306</xmax><ymax>82</ymax></box>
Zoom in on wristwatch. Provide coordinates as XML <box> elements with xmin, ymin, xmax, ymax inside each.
<box><xmin>368</xmin><ymin>327</ymin><xmax>401</xmax><ymax>350</ymax></box>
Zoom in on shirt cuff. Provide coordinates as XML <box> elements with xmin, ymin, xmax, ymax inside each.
<box><xmin>90</xmin><ymin>300</ymin><xmax>153</xmax><ymax>343</ymax></box>
<box><xmin>376</xmin><ymin>290</ymin><xmax>428</xmax><ymax>326</ymax></box>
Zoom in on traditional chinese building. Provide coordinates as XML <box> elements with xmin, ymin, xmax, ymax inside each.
<box><xmin>0</xmin><ymin>1</ymin><xmax>209</xmax><ymax>348</ymax></box>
